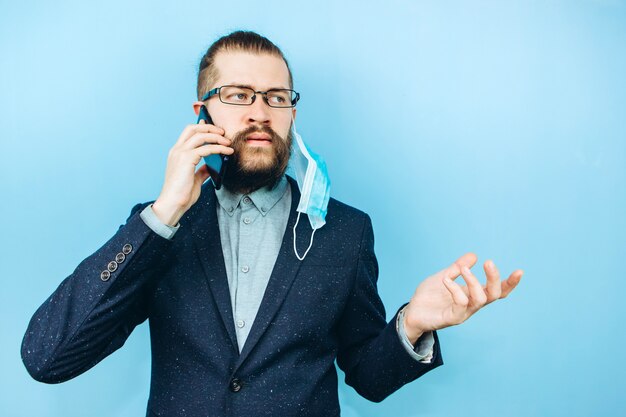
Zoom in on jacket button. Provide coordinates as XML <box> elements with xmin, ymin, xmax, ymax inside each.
<box><xmin>100</xmin><ymin>270</ymin><xmax>111</xmax><ymax>281</ymax></box>
<box><xmin>229</xmin><ymin>378</ymin><xmax>242</xmax><ymax>392</ymax></box>
<box><xmin>107</xmin><ymin>261</ymin><xmax>118</xmax><ymax>272</ymax></box>
<box><xmin>122</xmin><ymin>244</ymin><xmax>133</xmax><ymax>255</ymax></box>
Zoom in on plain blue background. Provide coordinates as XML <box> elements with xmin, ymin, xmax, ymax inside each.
<box><xmin>1</xmin><ymin>1</ymin><xmax>625</xmax><ymax>416</ymax></box>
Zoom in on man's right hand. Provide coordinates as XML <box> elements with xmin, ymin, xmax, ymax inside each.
<box><xmin>152</xmin><ymin>120</ymin><xmax>234</xmax><ymax>226</ymax></box>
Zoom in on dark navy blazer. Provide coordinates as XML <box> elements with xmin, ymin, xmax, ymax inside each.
<box><xmin>22</xmin><ymin>177</ymin><xmax>443</xmax><ymax>417</ymax></box>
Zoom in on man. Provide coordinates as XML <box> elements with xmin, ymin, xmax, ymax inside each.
<box><xmin>22</xmin><ymin>31</ymin><xmax>522</xmax><ymax>417</ymax></box>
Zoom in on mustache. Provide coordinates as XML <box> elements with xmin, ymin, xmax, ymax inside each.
<box><xmin>231</xmin><ymin>125</ymin><xmax>283</xmax><ymax>145</ymax></box>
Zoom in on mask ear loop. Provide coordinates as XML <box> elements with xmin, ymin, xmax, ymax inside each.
<box><xmin>293</xmin><ymin>212</ymin><xmax>316</xmax><ymax>261</ymax></box>
<box><xmin>291</xmin><ymin>115</ymin><xmax>316</xmax><ymax>261</ymax></box>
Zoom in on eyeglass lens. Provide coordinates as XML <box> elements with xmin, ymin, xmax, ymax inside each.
<box><xmin>219</xmin><ymin>86</ymin><xmax>296</xmax><ymax>107</ymax></box>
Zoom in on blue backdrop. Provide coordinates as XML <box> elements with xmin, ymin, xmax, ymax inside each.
<box><xmin>1</xmin><ymin>1</ymin><xmax>624</xmax><ymax>416</ymax></box>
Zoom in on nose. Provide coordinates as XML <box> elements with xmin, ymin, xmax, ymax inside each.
<box><xmin>246</xmin><ymin>95</ymin><xmax>271</xmax><ymax>126</ymax></box>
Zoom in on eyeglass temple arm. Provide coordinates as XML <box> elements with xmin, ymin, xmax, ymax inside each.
<box><xmin>201</xmin><ymin>88</ymin><xmax>220</xmax><ymax>101</ymax></box>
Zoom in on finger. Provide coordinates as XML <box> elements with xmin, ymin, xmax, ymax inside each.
<box><xmin>501</xmin><ymin>269</ymin><xmax>523</xmax><ymax>298</ymax></box>
<box><xmin>454</xmin><ymin>252</ymin><xmax>478</xmax><ymax>270</ymax></box>
<box><xmin>176</xmin><ymin>124</ymin><xmax>225</xmax><ymax>146</ymax></box>
<box><xmin>184</xmin><ymin>132</ymin><xmax>232</xmax><ymax>150</ymax></box>
<box><xmin>441</xmin><ymin>252</ymin><xmax>477</xmax><ymax>282</ymax></box>
<box><xmin>443</xmin><ymin>277</ymin><xmax>469</xmax><ymax>307</ymax></box>
<box><xmin>440</xmin><ymin>263</ymin><xmax>471</xmax><ymax>297</ymax></box>
<box><xmin>195</xmin><ymin>144</ymin><xmax>235</xmax><ymax>157</ymax></box>
<box><xmin>184</xmin><ymin>145</ymin><xmax>234</xmax><ymax>167</ymax></box>
<box><xmin>484</xmin><ymin>260</ymin><xmax>502</xmax><ymax>303</ymax></box>
<box><xmin>444</xmin><ymin>253</ymin><xmax>472</xmax><ymax>281</ymax></box>
<box><xmin>460</xmin><ymin>265</ymin><xmax>487</xmax><ymax>308</ymax></box>
<box><xmin>445</xmin><ymin>262</ymin><xmax>462</xmax><ymax>281</ymax></box>
<box><xmin>448</xmin><ymin>253</ymin><xmax>478</xmax><ymax>281</ymax></box>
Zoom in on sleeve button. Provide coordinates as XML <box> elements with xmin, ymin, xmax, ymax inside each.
<box><xmin>122</xmin><ymin>244</ymin><xmax>133</xmax><ymax>255</ymax></box>
<box><xmin>100</xmin><ymin>270</ymin><xmax>111</xmax><ymax>281</ymax></box>
<box><xmin>107</xmin><ymin>261</ymin><xmax>118</xmax><ymax>272</ymax></box>
<box><xmin>115</xmin><ymin>252</ymin><xmax>126</xmax><ymax>263</ymax></box>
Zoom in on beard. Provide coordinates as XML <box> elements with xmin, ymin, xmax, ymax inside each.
<box><xmin>221</xmin><ymin>124</ymin><xmax>292</xmax><ymax>194</ymax></box>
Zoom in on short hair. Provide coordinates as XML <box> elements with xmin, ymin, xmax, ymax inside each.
<box><xmin>196</xmin><ymin>30</ymin><xmax>293</xmax><ymax>100</ymax></box>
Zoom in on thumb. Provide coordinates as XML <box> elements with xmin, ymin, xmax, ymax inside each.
<box><xmin>453</xmin><ymin>252</ymin><xmax>477</xmax><ymax>269</ymax></box>
<box><xmin>444</xmin><ymin>252</ymin><xmax>477</xmax><ymax>281</ymax></box>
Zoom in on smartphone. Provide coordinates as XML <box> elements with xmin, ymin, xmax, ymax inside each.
<box><xmin>197</xmin><ymin>105</ymin><xmax>229</xmax><ymax>190</ymax></box>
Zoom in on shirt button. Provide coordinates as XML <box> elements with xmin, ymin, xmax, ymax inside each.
<box><xmin>236</xmin><ymin>320</ymin><xmax>245</xmax><ymax>328</ymax></box>
<box><xmin>243</xmin><ymin>217</ymin><xmax>251</xmax><ymax>224</ymax></box>
<box><xmin>241</xmin><ymin>265</ymin><xmax>250</xmax><ymax>273</ymax></box>
<box><xmin>243</xmin><ymin>196</ymin><xmax>252</xmax><ymax>204</ymax></box>
<box><xmin>228</xmin><ymin>207</ymin><xmax>234</xmax><ymax>213</ymax></box>
<box><xmin>230</xmin><ymin>378</ymin><xmax>242</xmax><ymax>392</ymax></box>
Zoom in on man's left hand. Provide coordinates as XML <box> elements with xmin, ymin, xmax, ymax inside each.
<box><xmin>403</xmin><ymin>253</ymin><xmax>523</xmax><ymax>344</ymax></box>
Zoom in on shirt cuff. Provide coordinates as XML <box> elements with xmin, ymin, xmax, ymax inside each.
<box><xmin>396</xmin><ymin>305</ymin><xmax>435</xmax><ymax>363</ymax></box>
<box><xmin>139</xmin><ymin>204</ymin><xmax>180</xmax><ymax>240</ymax></box>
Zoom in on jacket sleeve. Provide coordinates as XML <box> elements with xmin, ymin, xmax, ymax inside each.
<box><xmin>21</xmin><ymin>202</ymin><xmax>174</xmax><ymax>383</ymax></box>
<box><xmin>335</xmin><ymin>214</ymin><xmax>444</xmax><ymax>402</ymax></box>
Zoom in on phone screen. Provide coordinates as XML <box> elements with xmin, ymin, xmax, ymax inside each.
<box><xmin>197</xmin><ymin>105</ymin><xmax>229</xmax><ymax>190</ymax></box>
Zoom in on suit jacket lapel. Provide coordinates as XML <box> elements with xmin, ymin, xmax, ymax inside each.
<box><xmin>189</xmin><ymin>183</ymin><xmax>239</xmax><ymax>354</ymax></box>
<box><xmin>235</xmin><ymin>177</ymin><xmax>309</xmax><ymax>368</ymax></box>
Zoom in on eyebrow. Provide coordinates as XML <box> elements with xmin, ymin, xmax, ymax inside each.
<box><xmin>226</xmin><ymin>82</ymin><xmax>290</xmax><ymax>91</ymax></box>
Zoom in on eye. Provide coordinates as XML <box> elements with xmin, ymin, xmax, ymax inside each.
<box><xmin>220</xmin><ymin>86</ymin><xmax>253</xmax><ymax>104</ymax></box>
<box><xmin>267</xmin><ymin>91</ymin><xmax>290</xmax><ymax>105</ymax></box>
<box><xmin>230</xmin><ymin>92</ymin><xmax>249</xmax><ymax>101</ymax></box>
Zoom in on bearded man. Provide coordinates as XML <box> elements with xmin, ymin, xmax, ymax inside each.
<box><xmin>22</xmin><ymin>31</ymin><xmax>522</xmax><ymax>417</ymax></box>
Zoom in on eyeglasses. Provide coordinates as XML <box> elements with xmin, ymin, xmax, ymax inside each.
<box><xmin>201</xmin><ymin>85</ymin><xmax>300</xmax><ymax>108</ymax></box>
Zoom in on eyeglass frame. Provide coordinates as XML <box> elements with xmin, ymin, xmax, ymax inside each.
<box><xmin>200</xmin><ymin>85</ymin><xmax>300</xmax><ymax>108</ymax></box>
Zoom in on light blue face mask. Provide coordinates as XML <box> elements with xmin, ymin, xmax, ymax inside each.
<box><xmin>288</xmin><ymin>117</ymin><xmax>331</xmax><ymax>260</ymax></box>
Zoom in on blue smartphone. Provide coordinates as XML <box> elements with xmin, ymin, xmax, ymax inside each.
<box><xmin>197</xmin><ymin>105</ymin><xmax>229</xmax><ymax>190</ymax></box>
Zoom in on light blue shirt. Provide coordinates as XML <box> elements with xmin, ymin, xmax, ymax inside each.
<box><xmin>140</xmin><ymin>176</ymin><xmax>434</xmax><ymax>361</ymax></box>
<box><xmin>214</xmin><ymin>176</ymin><xmax>291</xmax><ymax>352</ymax></box>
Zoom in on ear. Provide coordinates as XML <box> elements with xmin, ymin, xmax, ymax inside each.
<box><xmin>291</xmin><ymin>107</ymin><xmax>297</xmax><ymax>121</ymax></box>
<box><xmin>193</xmin><ymin>101</ymin><xmax>204</xmax><ymax>116</ymax></box>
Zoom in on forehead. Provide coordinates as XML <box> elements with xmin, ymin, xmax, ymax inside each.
<box><xmin>213</xmin><ymin>50</ymin><xmax>290</xmax><ymax>90</ymax></box>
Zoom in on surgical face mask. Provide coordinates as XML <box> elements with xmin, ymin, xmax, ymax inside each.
<box><xmin>288</xmin><ymin>117</ymin><xmax>331</xmax><ymax>260</ymax></box>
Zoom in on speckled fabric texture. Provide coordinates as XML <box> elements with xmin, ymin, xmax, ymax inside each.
<box><xmin>22</xmin><ymin>176</ymin><xmax>443</xmax><ymax>417</ymax></box>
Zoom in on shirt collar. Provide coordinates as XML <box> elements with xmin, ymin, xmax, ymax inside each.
<box><xmin>215</xmin><ymin>175</ymin><xmax>289</xmax><ymax>217</ymax></box>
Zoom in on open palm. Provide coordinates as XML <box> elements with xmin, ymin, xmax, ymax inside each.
<box><xmin>403</xmin><ymin>253</ymin><xmax>523</xmax><ymax>343</ymax></box>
